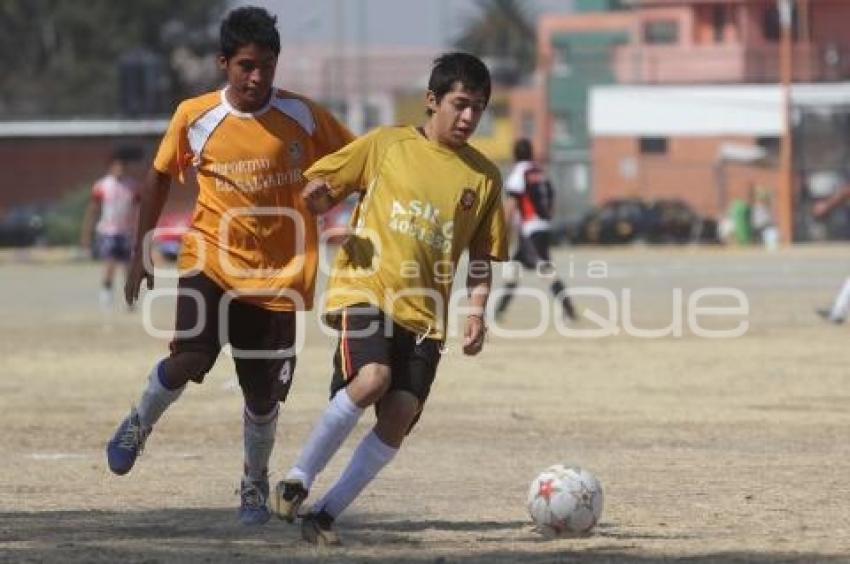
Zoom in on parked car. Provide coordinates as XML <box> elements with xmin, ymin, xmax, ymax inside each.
<box><xmin>569</xmin><ymin>198</ymin><xmax>718</xmax><ymax>245</ymax></box>
<box><xmin>645</xmin><ymin>199</ymin><xmax>718</xmax><ymax>244</ymax></box>
<box><xmin>153</xmin><ymin>210</ymin><xmax>192</xmax><ymax>261</ymax></box>
<box><xmin>570</xmin><ymin>198</ymin><xmax>650</xmax><ymax>245</ymax></box>
<box><xmin>0</xmin><ymin>205</ymin><xmax>46</xmax><ymax>247</ymax></box>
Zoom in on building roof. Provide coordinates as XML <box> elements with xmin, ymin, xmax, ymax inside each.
<box><xmin>590</xmin><ymin>82</ymin><xmax>850</xmax><ymax>136</ymax></box>
<box><xmin>0</xmin><ymin>120</ymin><xmax>169</xmax><ymax>138</ymax></box>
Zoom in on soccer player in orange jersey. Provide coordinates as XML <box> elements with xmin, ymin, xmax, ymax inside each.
<box><xmin>271</xmin><ymin>53</ymin><xmax>508</xmax><ymax>544</ymax></box>
<box><xmin>104</xmin><ymin>6</ymin><xmax>353</xmax><ymax>526</ymax></box>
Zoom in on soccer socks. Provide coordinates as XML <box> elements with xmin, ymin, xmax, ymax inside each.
<box><xmin>243</xmin><ymin>405</ymin><xmax>279</xmax><ymax>481</ymax></box>
<box><xmin>551</xmin><ymin>280</ymin><xmax>576</xmax><ymax>320</ymax></box>
<box><xmin>830</xmin><ymin>277</ymin><xmax>850</xmax><ymax>321</ymax></box>
<box><xmin>495</xmin><ymin>282</ymin><xmax>518</xmax><ymax>315</ymax></box>
<box><xmin>286</xmin><ymin>389</ymin><xmax>363</xmax><ymax>489</ymax></box>
<box><xmin>314</xmin><ymin>430</ymin><xmax>397</xmax><ymax>518</ymax></box>
<box><xmin>136</xmin><ymin>361</ymin><xmax>185</xmax><ymax>430</ymax></box>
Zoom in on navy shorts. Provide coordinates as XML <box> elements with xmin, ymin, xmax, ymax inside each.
<box><xmin>96</xmin><ymin>234</ymin><xmax>130</xmax><ymax>261</ymax></box>
<box><xmin>329</xmin><ymin>304</ymin><xmax>442</xmax><ymax>431</ymax></box>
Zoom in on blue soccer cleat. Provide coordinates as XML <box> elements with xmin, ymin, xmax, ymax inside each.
<box><xmin>106</xmin><ymin>407</ymin><xmax>149</xmax><ymax>475</ymax></box>
<box><xmin>238</xmin><ymin>478</ymin><xmax>271</xmax><ymax>526</ymax></box>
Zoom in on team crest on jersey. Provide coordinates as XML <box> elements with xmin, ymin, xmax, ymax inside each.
<box><xmin>460</xmin><ymin>188</ymin><xmax>476</xmax><ymax>211</ymax></box>
<box><xmin>287</xmin><ymin>140</ymin><xmax>303</xmax><ymax>164</ymax></box>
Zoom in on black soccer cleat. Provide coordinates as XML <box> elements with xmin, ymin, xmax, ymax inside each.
<box><xmin>816</xmin><ymin>308</ymin><xmax>845</xmax><ymax>325</ymax></box>
<box><xmin>301</xmin><ymin>509</ymin><xmax>340</xmax><ymax>546</ymax></box>
<box><xmin>272</xmin><ymin>479</ymin><xmax>308</xmax><ymax>523</ymax></box>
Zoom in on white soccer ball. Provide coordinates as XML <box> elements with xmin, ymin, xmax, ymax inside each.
<box><xmin>527</xmin><ymin>464</ymin><xmax>604</xmax><ymax>537</ymax></box>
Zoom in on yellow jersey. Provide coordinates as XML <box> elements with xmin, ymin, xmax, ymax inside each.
<box><xmin>153</xmin><ymin>87</ymin><xmax>353</xmax><ymax>311</ymax></box>
<box><xmin>306</xmin><ymin>126</ymin><xmax>508</xmax><ymax>339</ymax></box>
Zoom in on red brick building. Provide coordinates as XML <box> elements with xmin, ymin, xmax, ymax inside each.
<box><xmin>0</xmin><ymin>121</ymin><xmax>195</xmax><ymax>213</ymax></box>
<box><xmin>514</xmin><ymin>0</ymin><xmax>850</xmax><ymax>224</ymax></box>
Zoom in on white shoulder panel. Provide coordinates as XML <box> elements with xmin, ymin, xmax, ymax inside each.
<box><xmin>188</xmin><ymin>104</ymin><xmax>229</xmax><ymax>157</ymax></box>
<box><xmin>271</xmin><ymin>97</ymin><xmax>316</xmax><ymax>136</ymax></box>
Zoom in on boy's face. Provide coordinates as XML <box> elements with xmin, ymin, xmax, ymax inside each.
<box><xmin>425</xmin><ymin>82</ymin><xmax>488</xmax><ymax>149</ymax></box>
<box><xmin>109</xmin><ymin>159</ymin><xmax>126</xmax><ymax>177</ymax></box>
<box><xmin>219</xmin><ymin>43</ymin><xmax>278</xmax><ymax>112</ymax></box>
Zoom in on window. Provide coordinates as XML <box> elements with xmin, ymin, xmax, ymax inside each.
<box><xmin>712</xmin><ymin>5</ymin><xmax>726</xmax><ymax>43</ymax></box>
<box><xmin>552</xmin><ymin>46</ymin><xmax>571</xmax><ymax>77</ymax></box>
<box><xmin>762</xmin><ymin>4</ymin><xmax>799</xmax><ymax>42</ymax></box>
<box><xmin>643</xmin><ymin>20</ymin><xmax>679</xmax><ymax>44</ymax></box>
<box><xmin>639</xmin><ymin>137</ymin><xmax>668</xmax><ymax>154</ymax></box>
<box><xmin>756</xmin><ymin>136</ymin><xmax>781</xmax><ymax>156</ymax></box>
<box><xmin>552</xmin><ymin>113</ymin><xmax>572</xmax><ymax>143</ymax></box>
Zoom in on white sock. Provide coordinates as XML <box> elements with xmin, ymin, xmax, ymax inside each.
<box><xmin>136</xmin><ymin>362</ymin><xmax>185</xmax><ymax>429</ymax></box>
<box><xmin>314</xmin><ymin>430</ymin><xmax>397</xmax><ymax>518</ymax></box>
<box><xmin>243</xmin><ymin>405</ymin><xmax>279</xmax><ymax>481</ymax></box>
<box><xmin>830</xmin><ymin>277</ymin><xmax>850</xmax><ymax>320</ymax></box>
<box><xmin>286</xmin><ymin>389</ymin><xmax>363</xmax><ymax>490</ymax></box>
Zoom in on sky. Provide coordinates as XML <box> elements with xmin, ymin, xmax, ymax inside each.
<box><xmin>233</xmin><ymin>0</ymin><xmax>574</xmax><ymax>49</ymax></box>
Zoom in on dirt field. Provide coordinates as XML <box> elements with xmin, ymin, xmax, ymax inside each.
<box><xmin>1</xmin><ymin>245</ymin><xmax>849</xmax><ymax>563</ymax></box>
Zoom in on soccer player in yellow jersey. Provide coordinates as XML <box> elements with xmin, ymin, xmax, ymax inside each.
<box><xmin>271</xmin><ymin>53</ymin><xmax>508</xmax><ymax>544</ymax></box>
<box><xmin>104</xmin><ymin>6</ymin><xmax>353</xmax><ymax>526</ymax></box>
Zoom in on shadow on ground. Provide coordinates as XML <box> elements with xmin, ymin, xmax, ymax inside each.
<box><xmin>0</xmin><ymin>509</ymin><xmax>842</xmax><ymax>564</ymax></box>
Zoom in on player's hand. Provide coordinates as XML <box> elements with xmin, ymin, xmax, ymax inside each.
<box><xmin>463</xmin><ymin>313</ymin><xmax>487</xmax><ymax>356</ymax></box>
<box><xmin>302</xmin><ymin>179</ymin><xmax>333</xmax><ymax>214</ymax></box>
<box><xmin>124</xmin><ymin>251</ymin><xmax>153</xmax><ymax>306</ymax></box>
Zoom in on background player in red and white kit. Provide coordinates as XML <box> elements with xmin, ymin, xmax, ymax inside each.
<box><xmin>80</xmin><ymin>147</ymin><xmax>141</xmax><ymax>309</ymax></box>
<box><xmin>495</xmin><ymin>138</ymin><xmax>576</xmax><ymax>321</ymax></box>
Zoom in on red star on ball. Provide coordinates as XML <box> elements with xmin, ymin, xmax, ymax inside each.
<box><xmin>537</xmin><ymin>479</ymin><xmax>560</xmax><ymax>503</ymax></box>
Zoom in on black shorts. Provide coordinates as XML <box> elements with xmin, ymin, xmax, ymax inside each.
<box><xmin>330</xmin><ymin>304</ymin><xmax>442</xmax><ymax>429</ymax></box>
<box><xmin>513</xmin><ymin>230</ymin><xmax>553</xmax><ymax>270</ymax></box>
<box><xmin>170</xmin><ymin>272</ymin><xmax>297</xmax><ymax>402</ymax></box>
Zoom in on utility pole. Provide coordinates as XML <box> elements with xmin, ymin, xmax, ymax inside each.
<box><xmin>777</xmin><ymin>0</ymin><xmax>795</xmax><ymax>244</ymax></box>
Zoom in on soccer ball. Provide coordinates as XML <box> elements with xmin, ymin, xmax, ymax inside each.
<box><xmin>527</xmin><ymin>464</ymin><xmax>604</xmax><ymax>537</ymax></box>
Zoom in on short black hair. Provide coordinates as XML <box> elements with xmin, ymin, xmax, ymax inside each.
<box><xmin>514</xmin><ymin>138</ymin><xmax>533</xmax><ymax>161</ymax></box>
<box><xmin>220</xmin><ymin>6</ymin><xmax>280</xmax><ymax>60</ymax></box>
<box><xmin>427</xmin><ymin>52</ymin><xmax>491</xmax><ymax>115</ymax></box>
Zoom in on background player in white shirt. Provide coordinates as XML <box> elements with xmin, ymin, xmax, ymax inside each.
<box><xmin>80</xmin><ymin>147</ymin><xmax>141</xmax><ymax>308</ymax></box>
<box><xmin>496</xmin><ymin>138</ymin><xmax>576</xmax><ymax>321</ymax></box>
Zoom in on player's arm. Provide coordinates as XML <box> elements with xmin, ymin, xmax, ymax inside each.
<box><xmin>302</xmin><ymin>176</ymin><xmax>349</xmax><ymax>215</ymax></box>
<box><xmin>502</xmin><ymin>194</ymin><xmax>520</xmax><ymax>239</ymax></box>
<box><xmin>303</xmin><ymin>129</ymin><xmax>380</xmax><ymax>214</ymax></box>
<box><xmin>812</xmin><ymin>185</ymin><xmax>850</xmax><ymax>219</ymax></box>
<box><xmin>464</xmin><ymin>253</ymin><xmax>493</xmax><ymax>356</ymax></box>
<box><xmin>79</xmin><ymin>194</ymin><xmax>102</xmax><ymax>249</ymax></box>
<box><xmin>125</xmin><ymin>168</ymin><xmax>171</xmax><ymax>305</ymax></box>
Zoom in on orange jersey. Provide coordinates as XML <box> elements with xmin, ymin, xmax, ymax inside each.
<box><xmin>153</xmin><ymin>88</ymin><xmax>354</xmax><ymax>311</ymax></box>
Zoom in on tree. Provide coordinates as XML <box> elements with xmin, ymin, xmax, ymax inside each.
<box><xmin>0</xmin><ymin>0</ymin><xmax>226</xmax><ymax>118</ymax></box>
<box><xmin>453</xmin><ymin>0</ymin><xmax>538</xmax><ymax>85</ymax></box>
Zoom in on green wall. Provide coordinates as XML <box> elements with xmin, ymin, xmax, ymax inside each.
<box><xmin>548</xmin><ymin>30</ymin><xmax>629</xmax><ymax>156</ymax></box>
